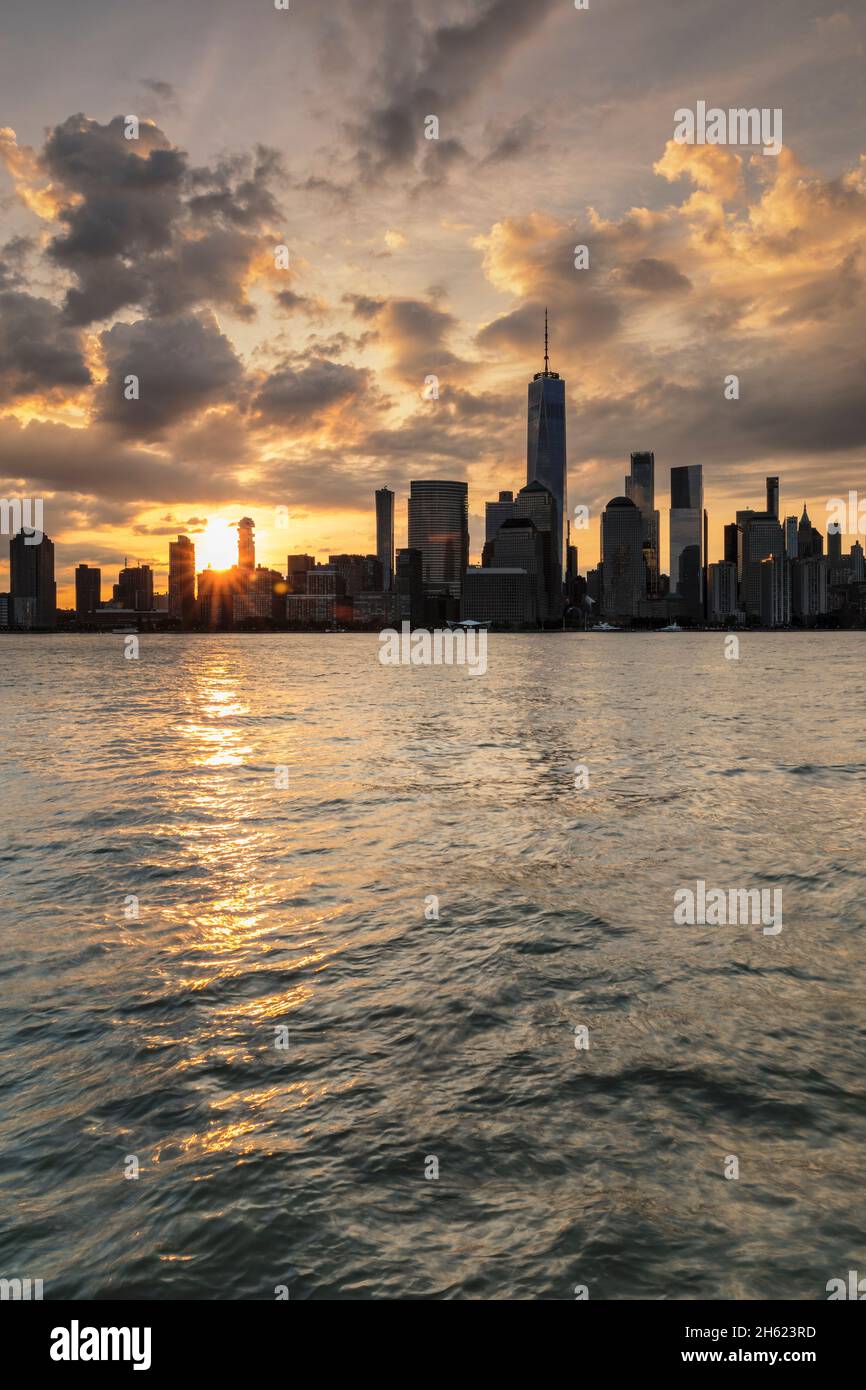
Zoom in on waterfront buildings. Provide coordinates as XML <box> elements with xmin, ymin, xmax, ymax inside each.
<box><xmin>669</xmin><ymin>465</ymin><xmax>704</xmax><ymax>614</ymax></box>
<box><xmin>10</xmin><ymin>528</ymin><xmax>56</xmax><ymax>628</ymax></box>
<box><xmin>601</xmin><ymin>496</ymin><xmax>644</xmax><ymax>619</ymax></box>
<box><xmin>168</xmin><ymin>535</ymin><xmax>196</xmax><ymax>624</ymax></box>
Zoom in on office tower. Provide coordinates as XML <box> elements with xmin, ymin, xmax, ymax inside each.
<box><xmin>738</xmin><ymin>512</ymin><xmax>785</xmax><ymax>618</ymax></box>
<box><xmin>115</xmin><ymin>564</ymin><xmax>154</xmax><ymax>611</ymax></box>
<box><xmin>485</xmin><ymin>490</ymin><xmax>517</xmax><ymax>542</ymax></box>
<box><xmin>0</xmin><ymin>593</ymin><xmax>9</xmax><ymax>628</ymax></box>
<box><xmin>75</xmin><ymin>564</ymin><xmax>101</xmax><ymax>618</ymax></box>
<box><xmin>514</xmin><ymin>480</ymin><xmax>558</xmax><ymax>619</ymax></box>
<box><xmin>197</xmin><ymin>567</ymin><xmax>244</xmax><ymax>628</ymax></box>
<box><xmin>784</xmin><ymin>516</ymin><xmax>798</xmax><ymax>559</ymax></box>
<box><xmin>797</xmin><ymin>504</ymin><xmax>815</xmax><ymax>559</ymax></box>
<box><xmin>526</xmin><ymin>310</ymin><xmax>567</xmax><ymax>578</ymax></box>
<box><xmin>601</xmin><ymin>496</ymin><xmax>644</xmax><ymax>619</ymax></box>
<box><xmin>328</xmin><ymin>554</ymin><xmax>382</xmax><ymax>596</ymax></box>
<box><xmin>286</xmin><ymin>554</ymin><xmax>314</xmax><ymax>593</ymax></box>
<box><xmin>241</xmin><ymin>567</ymin><xmax>285</xmax><ymax>623</ymax></box>
<box><xmin>827</xmin><ymin>522</ymin><xmax>843</xmax><ymax>566</ymax></box>
<box><xmin>759</xmin><ymin>553</ymin><xmax>791</xmax><ymax>627</ymax></box>
<box><xmin>626</xmin><ymin>451</ymin><xmax>660</xmax><ymax>595</ymax></box>
<box><xmin>707</xmin><ymin>561</ymin><xmax>738</xmax><ymax>621</ymax></box>
<box><xmin>375</xmin><ymin>487</ymin><xmax>395</xmax><ymax>591</ymax></box>
<box><xmin>724</xmin><ymin>521</ymin><xmax>743</xmax><ymax>577</ymax></box>
<box><xmin>462</xmin><ymin>568</ymin><xmax>535</xmax><ymax>627</ymax></box>
<box><xmin>669</xmin><ymin>465</ymin><xmax>704</xmax><ymax>612</ymax></box>
<box><xmin>168</xmin><ymin>535</ymin><xmax>196</xmax><ymax>624</ymax></box>
<box><xmin>851</xmin><ymin>541</ymin><xmax>865</xmax><ymax>581</ymax></box>
<box><xmin>407</xmin><ymin>480</ymin><xmax>469</xmax><ymax>600</ymax></box>
<box><xmin>488</xmin><ymin>517</ymin><xmax>547</xmax><ymax>623</ymax></box>
<box><xmin>395</xmin><ymin>547</ymin><xmax>424</xmax><ymax>627</ymax></box>
<box><xmin>792</xmin><ymin>556</ymin><xmax>829</xmax><ymax>621</ymax></box>
<box><xmin>10</xmin><ymin>529</ymin><xmax>56</xmax><ymax>628</ymax></box>
<box><xmin>766</xmin><ymin>476</ymin><xmax>780</xmax><ymax>519</ymax></box>
<box><xmin>237</xmin><ymin>517</ymin><xmax>255</xmax><ymax>571</ymax></box>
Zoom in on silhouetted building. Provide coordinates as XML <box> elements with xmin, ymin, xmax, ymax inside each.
<box><xmin>395</xmin><ymin>547</ymin><xmax>424</xmax><ymax>627</ymax></box>
<box><xmin>669</xmin><ymin>465</ymin><xmax>704</xmax><ymax>612</ymax></box>
<box><xmin>197</xmin><ymin>567</ymin><xmax>245</xmax><ymax>628</ymax></box>
<box><xmin>13</xmin><ymin>530</ymin><xmax>58</xmax><ymax>627</ymax></box>
<box><xmin>286</xmin><ymin>555</ymin><xmax>314</xmax><ymax>593</ymax></box>
<box><xmin>75</xmin><ymin>564</ymin><xmax>101</xmax><ymax>618</ymax></box>
<box><xmin>408</xmin><ymin>480</ymin><xmax>469</xmax><ymax>600</ymax></box>
<box><xmin>114</xmin><ymin>564</ymin><xmax>153</xmax><ymax>611</ymax></box>
<box><xmin>168</xmin><ymin>535</ymin><xmax>196</xmax><ymax>624</ymax></box>
<box><xmin>527</xmin><ymin>310</ymin><xmax>567</xmax><ymax>576</ymax></box>
<box><xmin>0</xmin><ymin>593</ymin><xmax>9</xmax><ymax>628</ymax></box>
<box><xmin>514</xmin><ymin>480</ymin><xmax>558</xmax><ymax>619</ymax></box>
<box><xmin>375</xmin><ymin>487</ymin><xmax>394</xmax><ymax>591</ymax></box>
<box><xmin>462</xmin><ymin>567</ymin><xmax>535</xmax><ymax>627</ymax></box>
<box><xmin>851</xmin><ymin>541</ymin><xmax>865</xmax><ymax>581</ymax></box>
<box><xmin>238</xmin><ymin>517</ymin><xmax>255</xmax><ymax>571</ymax></box>
<box><xmin>827</xmin><ymin>522</ymin><xmax>843</xmax><ymax>567</ymax></box>
<box><xmin>707</xmin><ymin>561</ymin><xmax>738</xmax><ymax>621</ymax></box>
<box><xmin>329</xmin><ymin>554</ymin><xmax>382</xmax><ymax>595</ymax></box>
<box><xmin>792</xmin><ymin>556</ymin><xmax>829</xmax><ymax>621</ymax></box>
<box><xmin>739</xmin><ymin>512</ymin><xmax>784</xmax><ymax>618</ymax></box>
<box><xmin>485</xmin><ymin>490</ymin><xmax>517</xmax><ymax>542</ymax></box>
<box><xmin>602</xmin><ymin>496</ymin><xmax>644</xmax><ymax>619</ymax></box>
<box><xmin>759</xmin><ymin>553</ymin><xmax>790</xmax><ymax>627</ymax></box>
<box><xmin>766</xmin><ymin>475</ymin><xmax>779</xmax><ymax>519</ymax></box>
<box><xmin>236</xmin><ymin>567</ymin><xmax>285</xmax><ymax>623</ymax></box>
<box><xmin>626</xmin><ymin>451</ymin><xmax>660</xmax><ymax>595</ymax></box>
<box><xmin>784</xmin><ymin>516</ymin><xmax>798</xmax><ymax>559</ymax></box>
<box><xmin>488</xmin><ymin>516</ymin><xmax>547</xmax><ymax>623</ymax></box>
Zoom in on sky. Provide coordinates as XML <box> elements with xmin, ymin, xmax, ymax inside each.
<box><xmin>0</xmin><ymin>0</ymin><xmax>864</xmax><ymax>603</ymax></box>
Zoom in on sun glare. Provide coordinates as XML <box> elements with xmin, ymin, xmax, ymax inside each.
<box><xmin>198</xmin><ymin>520</ymin><xmax>237</xmax><ymax>571</ymax></box>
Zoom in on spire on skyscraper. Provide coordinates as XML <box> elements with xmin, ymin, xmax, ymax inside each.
<box><xmin>544</xmin><ymin>307</ymin><xmax>549</xmax><ymax>374</ymax></box>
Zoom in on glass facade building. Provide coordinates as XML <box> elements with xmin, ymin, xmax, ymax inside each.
<box><xmin>669</xmin><ymin>465</ymin><xmax>704</xmax><ymax>611</ymax></box>
<box><xmin>407</xmin><ymin>480</ymin><xmax>469</xmax><ymax>600</ymax></box>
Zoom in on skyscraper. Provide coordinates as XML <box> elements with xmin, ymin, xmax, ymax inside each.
<box><xmin>485</xmin><ymin>491</ymin><xmax>517</xmax><ymax>542</ymax></box>
<box><xmin>625</xmin><ymin>451</ymin><xmax>660</xmax><ymax>595</ymax></box>
<box><xmin>738</xmin><ymin>512</ymin><xmax>785</xmax><ymax>618</ymax></box>
<box><xmin>375</xmin><ymin>487</ymin><xmax>394</xmax><ymax>591</ymax></box>
<box><xmin>669</xmin><ymin>465</ymin><xmax>704</xmax><ymax>612</ymax></box>
<box><xmin>601</xmin><ymin>496</ymin><xmax>644</xmax><ymax>619</ymax></box>
<box><xmin>10</xmin><ymin>529</ymin><xmax>56</xmax><ymax>628</ymax></box>
<box><xmin>407</xmin><ymin>480</ymin><xmax>469</xmax><ymax>600</ymax></box>
<box><xmin>75</xmin><ymin>564</ymin><xmax>101</xmax><ymax>618</ymax></box>
<box><xmin>168</xmin><ymin>535</ymin><xmax>196</xmax><ymax>624</ymax></box>
<box><xmin>766</xmin><ymin>476</ymin><xmax>780</xmax><ymax>519</ymax></box>
<box><xmin>237</xmin><ymin>517</ymin><xmax>255</xmax><ymax>571</ymax></box>
<box><xmin>526</xmin><ymin>310</ymin><xmax>567</xmax><ymax>579</ymax></box>
<box><xmin>115</xmin><ymin>564</ymin><xmax>153</xmax><ymax>611</ymax></box>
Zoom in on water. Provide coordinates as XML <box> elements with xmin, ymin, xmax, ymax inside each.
<box><xmin>0</xmin><ymin>632</ymin><xmax>863</xmax><ymax>1300</ymax></box>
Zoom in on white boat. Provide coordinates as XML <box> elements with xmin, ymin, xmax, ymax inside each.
<box><xmin>447</xmin><ymin>619</ymin><xmax>491</xmax><ymax>631</ymax></box>
<box><xmin>658</xmin><ymin>622</ymin><xmax>683</xmax><ymax>632</ymax></box>
<box><xmin>590</xmin><ymin>622</ymin><xmax>620</xmax><ymax>632</ymax></box>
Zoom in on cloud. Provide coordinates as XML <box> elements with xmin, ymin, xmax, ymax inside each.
<box><xmin>0</xmin><ymin>115</ymin><xmax>285</xmax><ymax>326</ymax></box>
<box><xmin>0</xmin><ymin>291</ymin><xmax>91</xmax><ymax>403</ymax></box>
<box><xmin>95</xmin><ymin>311</ymin><xmax>244</xmax><ymax>437</ymax></box>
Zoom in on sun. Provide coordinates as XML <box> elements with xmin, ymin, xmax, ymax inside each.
<box><xmin>198</xmin><ymin>519</ymin><xmax>237</xmax><ymax>571</ymax></box>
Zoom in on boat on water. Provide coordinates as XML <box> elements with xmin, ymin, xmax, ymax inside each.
<box><xmin>446</xmin><ymin>619</ymin><xmax>491</xmax><ymax>631</ymax></box>
<box><xmin>590</xmin><ymin>621</ymin><xmax>621</xmax><ymax>632</ymax></box>
<box><xmin>658</xmin><ymin>622</ymin><xmax>683</xmax><ymax>632</ymax></box>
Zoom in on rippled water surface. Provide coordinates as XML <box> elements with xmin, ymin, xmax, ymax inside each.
<box><xmin>0</xmin><ymin>632</ymin><xmax>864</xmax><ymax>1300</ymax></box>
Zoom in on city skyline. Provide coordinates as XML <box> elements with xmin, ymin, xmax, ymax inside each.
<box><xmin>1</xmin><ymin>3</ymin><xmax>865</xmax><ymax>606</ymax></box>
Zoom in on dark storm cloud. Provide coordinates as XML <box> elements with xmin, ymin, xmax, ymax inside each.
<box><xmin>34</xmin><ymin>115</ymin><xmax>283</xmax><ymax>325</ymax></box>
<box><xmin>95</xmin><ymin>312</ymin><xmax>244</xmax><ymax>437</ymax></box>
<box><xmin>352</xmin><ymin>0</ymin><xmax>558</xmax><ymax>177</ymax></box>
<box><xmin>251</xmin><ymin>358</ymin><xmax>374</xmax><ymax>427</ymax></box>
<box><xmin>0</xmin><ymin>291</ymin><xmax>91</xmax><ymax>401</ymax></box>
<box><xmin>620</xmin><ymin>257</ymin><xmax>692</xmax><ymax>294</ymax></box>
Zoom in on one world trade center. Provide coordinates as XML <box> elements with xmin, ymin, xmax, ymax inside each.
<box><xmin>526</xmin><ymin>310</ymin><xmax>567</xmax><ymax>579</ymax></box>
